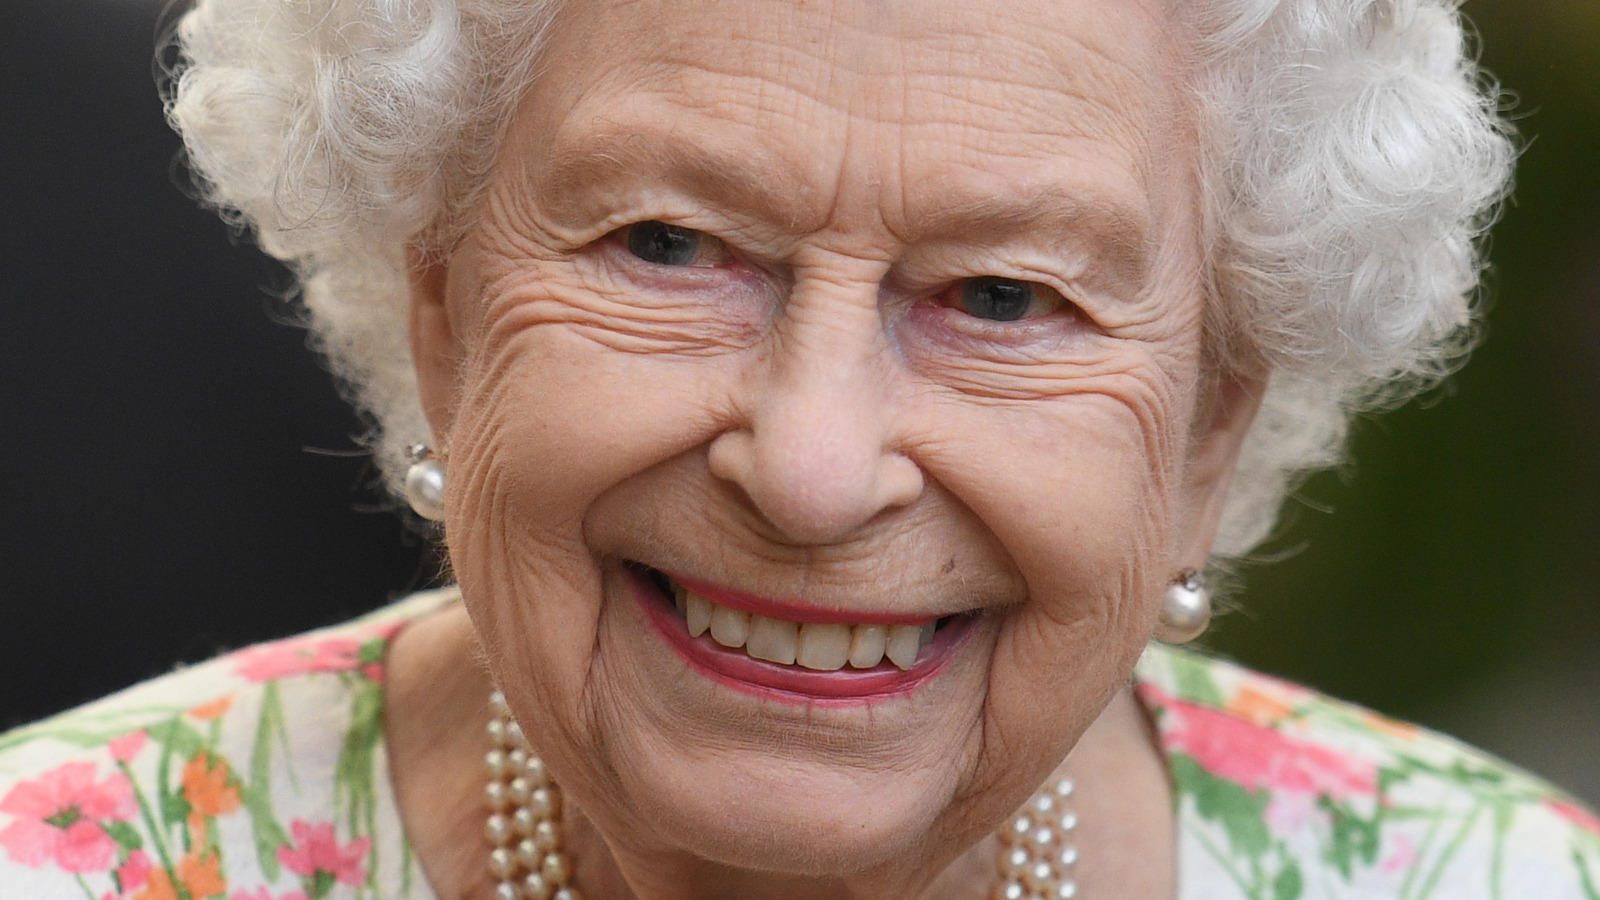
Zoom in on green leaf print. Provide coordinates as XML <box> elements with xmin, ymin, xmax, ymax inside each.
<box><xmin>244</xmin><ymin>682</ymin><xmax>291</xmax><ymax>880</ymax></box>
<box><xmin>1172</xmin><ymin>754</ymin><xmax>1272</xmax><ymax>857</ymax></box>
<box><xmin>1575</xmin><ymin>849</ymin><xmax>1600</xmax><ymax>900</ymax></box>
<box><xmin>154</xmin><ymin>717</ymin><xmax>208</xmax><ymax>762</ymax></box>
<box><xmin>358</xmin><ymin>637</ymin><xmax>387</xmax><ymax>667</ymax></box>
<box><xmin>0</xmin><ymin>705</ymin><xmax>184</xmax><ymax>756</ymax></box>
<box><xmin>309</xmin><ymin>868</ymin><xmax>338</xmax><ymax>900</ymax></box>
<box><xmin>333</xmin><ymin>677</ymin><xmax>386</xmax><ymax>895</ymax></box>
<box><xmin>160</xmin><ymin>776</ymin><xmax>192</xmax><ymax>828</ymax></box>
<box><xmin>335</xmin><ymin>681</ymin><xmax>385</xmax><ymax>818</ymax></box>
<box><xmin>152</xmin><ymin>716</ymin><xmax>208</xmax><ymax>830</ymax></box>
<box><xmin>1489</xmin><ymin>796</ymin><xmax>1513</xmax><ymax>899</ymax></box>
<box><xmin>1407</xmin><ymin>802</ymin><xmax>1484</xmax><ymax>900</ymax></box>
<box><xmin>1272</xmin><ymin>857</ymin><xmax>1304</xmax><ymax>900</ymax></box>
<box><xmin>1320</xmin><ymin>797</ymin><xmax>1381</xmax><ymax>878</ymax></box>
<box><xmin>1168</xmin><ymin>650</ymin><xmax>1228</xmax><ymax>708</ymax></box>
<box><xmin>103</xmin><ymin>819</ymin><xmax>145</xmax><ymax>852</ymax></box>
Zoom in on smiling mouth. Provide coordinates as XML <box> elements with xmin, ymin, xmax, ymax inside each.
<box><xmin>625</xmin><ymin>562</ymin><xmax>979</xmax><ymax>702</ymax></box>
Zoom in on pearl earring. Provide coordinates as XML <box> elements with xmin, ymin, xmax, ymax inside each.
<box><xmin>405</xmin><ymin>444</ymin><xmax>447</xmax><ymax>522</ymax></box>
<box><xmin>1154</xmin><ymin>568</ymin><xmax>1210</xmax><ymax>644</ymax></box>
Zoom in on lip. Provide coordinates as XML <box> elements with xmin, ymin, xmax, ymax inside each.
<box><xmin>625</xmin><ymin>565</ymin><xmax>978</xmax><ymax>706</ymax></box>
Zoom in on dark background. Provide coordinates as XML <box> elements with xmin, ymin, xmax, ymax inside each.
<box><xmin>0</xmin><ymin>0</ymin><xmax>436</xmax><ymax>725</ymax></box>
<box><xmin>2</xmin><ymin>0</ymin><xmax>1595</xmax><ymax>804</ymax></box>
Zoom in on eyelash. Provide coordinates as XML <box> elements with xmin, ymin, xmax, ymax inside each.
<box><xmin>931</xmin><ymin>277</ymin><xmax>1069</xmax><ymax>324</ymax></box>
<box><xmin>612</xmin><ymin>221</ymin><xmax>1074</xmax><ymax>327</ymax></box>
<box><xmin>616</xmin><ymin>221</ymin><xmax>730</xmax><ymax>268</ymax></box>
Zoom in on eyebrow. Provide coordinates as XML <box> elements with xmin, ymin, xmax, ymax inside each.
<box><xmin>534</xmin><ymin>127</ymin><xmax>1156</xmax><ymax>289</ymax></box>
<box><xmin>537</xmin><ymin>125</ymin><xmax>825</xmax><ymax>234</ymax></box>
<box><xmin>899</xmin><ymin>175</ymin><xmax>1155</xmax><ymax>289</ymax></box>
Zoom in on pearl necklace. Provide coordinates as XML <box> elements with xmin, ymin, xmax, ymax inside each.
<box><xmin>993</xmin><ymin>777</ymin><xmax>1080</xmax><ymax>900</ymax></box>
<box><xmin>486</xmin><ymin>692</ymin><xmax>1079</xmax><ymax>900</ymax></box>
<box><xmin>486</xmin><ymin>691</ymin><xmax>580</xmax><ymax>900</ymax></box>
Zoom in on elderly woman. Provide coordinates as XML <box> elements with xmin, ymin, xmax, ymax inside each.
<box><xmin>3</xmin><ymin>0</ymin><xmax>1596</xmax><ymax>897</ymax></box>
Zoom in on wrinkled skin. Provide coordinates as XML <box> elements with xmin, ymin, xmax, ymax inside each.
<box><xmin>387</xmin><ymin>0</ymin><xmax>1262</xmax><ymax>897</ymax></box>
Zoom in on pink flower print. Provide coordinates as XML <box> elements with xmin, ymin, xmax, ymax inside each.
<box><xmin>1263</xmin><ymin>790</ymin><xmax>1321</xmax><ymax>832</ymax></box>
<box><xmin>107</xmin><ymin>731</ymin><xmax>148</xmax><ymax>764</ymax></box>
<box><xmin>1548</xmin><ymin>798</ymin><xmax>1600</xmax><ymax>836</ymax></box>
<box><xmin>0</xmin><ymin>760</ymin><xmax>137</xmax><ymax>871</ymax></box>
<box><xmin>233</xmin><ymin>636</ymin><xmax>362</xmax><ymax>682</ymax></box>
<box><xmin>1143</xmin><ymin>685</ymin><xmax>1378</xmax><ymax>801</ymax></box>
<box><xmin>116</xmin><ymin>849</ymin><xmax>153</xmax><ymax>892</ymax></box>
<box><xmin>277</xmin><ymin>820</ymin><xmax>371</xmax><ymax>888</ymax></box>
<box><xmin>229</xmin><ymin>890</ymin><xmax>309</xmax><ymax>900</ymax></box>
<box><xmin>1380</xmin><ymin>833</ymin><xmax>1418</xmax><ymax>874</ymax></box>
<box><xmin>232</xmin><ymin>625</ymin><xmax>400</xmax><ymax>683</ymax></box>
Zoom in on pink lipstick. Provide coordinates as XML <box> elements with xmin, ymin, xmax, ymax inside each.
<box><xmin>625</xmin><ymin>564</ymin><xmax>977</xmax><ymax>706</ymax></box>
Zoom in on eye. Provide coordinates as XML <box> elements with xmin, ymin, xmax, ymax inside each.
<box><xmin>622</xmin><ymin>221</ymin><xmax>728</xmax><ymax>268</ymax></box>
<box><xmin>950</xmin><ymin>277</ymin><xmax>1066</xmax><ymax>322</ymax></box>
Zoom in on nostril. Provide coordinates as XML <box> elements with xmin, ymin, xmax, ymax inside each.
<box><xmin>877</xmin><ymin>453</ymin><xmax>925</xmax><ymax>510</ymax></box>
<box><xmin>706</xmin><ymin>413</ymin><xmax>922</xmax><ymax>545</ymax></box>
<box><xmin>706</xmin><ymin>430</ymin><xmax>751</xmax><ymax>479</ymax></box>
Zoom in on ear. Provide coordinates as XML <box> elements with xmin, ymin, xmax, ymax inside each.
<box><xmin>1175</xmin><ymin>369</ymin><xmax>1266</xmax><ymax>567</ymax></box>
<box><xmin>407</xmin><ymin>242</ymin><xmax>465</xmax><ymax>444</ymax></box>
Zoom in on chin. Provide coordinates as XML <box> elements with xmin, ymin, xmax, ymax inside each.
<box><xmin>549</xmin><ymin>560</ymin><xmax>998</xmax><ymax>878</ymax></box>
<box><xmin>612</xmin><ymin>749</ymin><xmax>957</xmax><ymax>877</ymax></box>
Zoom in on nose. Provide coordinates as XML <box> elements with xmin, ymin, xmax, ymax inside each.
<box><xmin>707</xmin><ymin>282</ymin><xmax>923</xmax><ymax>545</ymax></box>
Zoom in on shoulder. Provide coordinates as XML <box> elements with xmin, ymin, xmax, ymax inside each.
<box><xmin>1134</xmin><ymin>645</ymin><xmax>1600</xmax><ymax>900</ymax></box>
<box><xmin>0</xmin><ymin>589</ymin><xmax>454</xmax><ymax>900</ymax></box>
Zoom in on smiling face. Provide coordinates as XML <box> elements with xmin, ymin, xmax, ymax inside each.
<box><xmin>410</xmin><ymin>0</ymin><xmax>1253</xmax><ymax>888</ymax></box>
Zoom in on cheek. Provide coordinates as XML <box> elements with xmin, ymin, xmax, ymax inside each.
<box><xmin>931</xmin><ymin>394</ymin><xmax>1172</xmax><ymax>595</ymax></box>
<box><xmin>439</xmin><ymin>282</ymin><xmax>747</xmax><ymax>705</ymax></box>
<box><xmin>450</xmin><ymin>266</ymin><xmax>755</xmax><ymax>525</ymax></box>
<box><xmin>915</xmin><ymin>369</ymin><xmax>1190</xmax><ymax>661</ymax></box>
<box><xmin>927</xmin><ymin>350</ymin><xmax>1188</xmax><ymax>549</ymax></box>
<box><xmin>914</xmin><ymin>386</ymin><xmax>1187</xmax><ymax>789</ymax></box>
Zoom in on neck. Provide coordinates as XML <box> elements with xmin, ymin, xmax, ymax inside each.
<box><xmin>383</xmin><ymin>603</ymin><xmax>1173</xmax><ymax>900</ymax></box>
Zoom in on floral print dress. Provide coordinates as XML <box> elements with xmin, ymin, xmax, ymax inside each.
<box><xmin>2</xmin><ymin>588</ymin><xmax>1597</xmax><ymax>900</ymax></box>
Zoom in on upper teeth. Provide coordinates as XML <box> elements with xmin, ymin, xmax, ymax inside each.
<box><xmin>674</xmin><ymin>585</ymin><xmax>936</xmax><ymax>671</ymax></box>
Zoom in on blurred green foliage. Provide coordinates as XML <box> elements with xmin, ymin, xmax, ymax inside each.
<box><xmin>1205</xmin><ymin>0</ymin><xmax>1600</xmax><ymax>802</ymax></box>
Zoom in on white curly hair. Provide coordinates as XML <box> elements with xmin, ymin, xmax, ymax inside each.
<box><xmin>163</xmin><ymin>0</ymin><xmax>1514</xmax><ymax>559</ymax></box>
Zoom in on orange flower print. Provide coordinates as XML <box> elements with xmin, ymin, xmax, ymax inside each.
<box><xmin>179</xmin><ymin>850</ymin><xmax>227</xmax><ymax>899</ymax></box>
<box><xmin>134</xmin><ymin>850</ymin><xmax>227</xmax><ymax>900</ymax></box>
<box><xmin>181</xmin><ymin>753</ymin><xmax>241</xmax><ymax>820</ymax></box>
<box><xmin>1226</xmin><ymin>684</ymin><xmax>1297</xmax><ymax>726</ymax></box>
<box><xmin>133</xmin><ymin>867</ymin><xmax>179</xmax><ymax>900</ymax></box>
<box><xmin>187</xmin><ymin>696</ymin><xmax>234</xmax><ymax>721</ymax></box>
<box><xmin>1360</xmin><ymin>709</ymin><xmax>1422</xmax><ymax>742</ymax></box>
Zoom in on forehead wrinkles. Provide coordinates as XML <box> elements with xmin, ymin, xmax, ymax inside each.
<box><xmin>518</xmin><ymin>0</ymin><xmax>1180</xmax><ymax>244</ymax></box>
